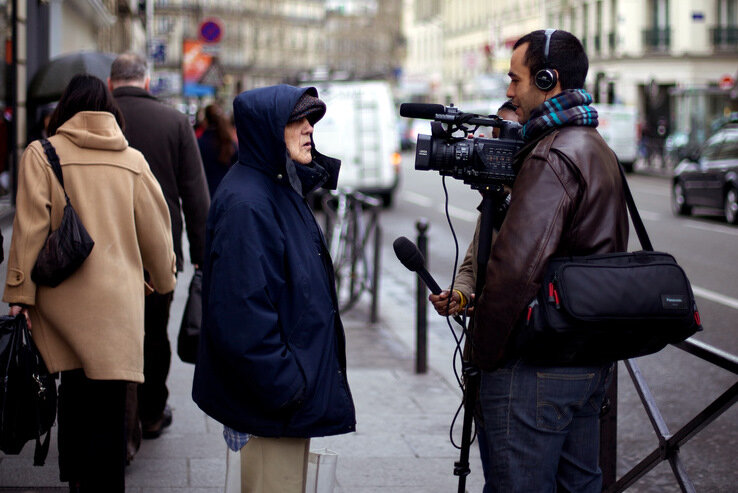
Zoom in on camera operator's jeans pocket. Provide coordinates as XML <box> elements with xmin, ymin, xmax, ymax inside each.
<box><xmin>479</xmin><ymin>359</ymin><xmax>612</xmax><ymax>493</ymax></box>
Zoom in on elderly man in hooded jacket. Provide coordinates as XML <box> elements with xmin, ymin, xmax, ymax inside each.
<box><xmin>193</xmin><ymin>85</ymin><xmax>356</xmax><ymax>493</ymax></box>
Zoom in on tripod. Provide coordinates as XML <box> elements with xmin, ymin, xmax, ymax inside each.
<box><xmin>454</xmin><ymin>186</ymin><xmax>507</xmax><ymax>493</ymax></box>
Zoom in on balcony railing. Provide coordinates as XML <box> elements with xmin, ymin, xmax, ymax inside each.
<box><xmin>608</xmin><ymin>31</ymin><xmax>616</xmax><ymax>51</ymax></box>
<box><xmin>711</xmin><ymin>26</ymin><xmax>738</xmax><ymax>50</ymax></box>
<box><xmin>642</xmin><ymin>27</ymin><xmax>671</xmax><ymax>52</ymax></box>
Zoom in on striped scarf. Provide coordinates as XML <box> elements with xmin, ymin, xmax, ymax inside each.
<box><xmin>521</xmin><ymin>89</ymin><xmax>598</xmax><ymax>142</ymax></box>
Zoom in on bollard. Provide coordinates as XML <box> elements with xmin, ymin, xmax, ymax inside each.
<box><xmin>415</xmin><ymin>219</ymin><xmax>429</xmax><ymax>374</ymax></box>
<box><xmin>370</xmin><ymin>223</ymin><xmax>381</xmax><ymax>324</ymax></box>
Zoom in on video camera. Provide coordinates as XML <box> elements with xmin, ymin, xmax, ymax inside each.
<box><xmin>400</xmin><ymin>103</ymin><xmax>524</xmax><ymax>190</ymax></box>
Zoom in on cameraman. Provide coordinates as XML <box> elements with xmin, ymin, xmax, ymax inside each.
<box><xmin>471</xmin><ymin>30</ymin><xmax>628</xmax><ymax>492</ymax></box>
<box><xmin>430</xmin><ymin>101</ymin><xmax>518</xmax><ymax>492</ymax></box>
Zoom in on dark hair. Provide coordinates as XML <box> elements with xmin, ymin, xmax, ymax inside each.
<box><xmin>498</xmin><ymin>100</ymin><xmax>517</xmax><ymax>113</ymax></box>
<box><xmin>204</xmin><ymin>103</ymin><xmax>235</xmax><ymax>165</ymax></box>
<box><xmin>46</xmin><ymin>74</ymin><xmax>125</xmax><ymax>136</ymax></box>
<box><xmin>513</xmin><ymin>29</ymin><xmax>588</xmax><ymax>90</ymax></box>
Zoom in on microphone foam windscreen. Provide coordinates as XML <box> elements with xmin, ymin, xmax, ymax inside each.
<box><xmin>393</xmin><ymin>236</ymin><xmax>425</xmax><ymax>272</ymax></box>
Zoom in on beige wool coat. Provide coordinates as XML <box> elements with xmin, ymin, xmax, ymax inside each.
<box><xmin>3</xmin><ymin>111</ymin><xmax>177</xmax><ymax>382</ymax></box>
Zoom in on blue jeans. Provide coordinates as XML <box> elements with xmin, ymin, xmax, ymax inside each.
<box><xmin>479</xmin><ymin>359</ymin><xmax>613</xmax><ymax>493</ymax></box>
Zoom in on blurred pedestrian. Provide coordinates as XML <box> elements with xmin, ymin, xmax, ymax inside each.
<box><xmin>109</xmin><ymin>53</ymin><xmax>210</xmax><ymax>439</ymax></box>
<box><xmin>193</xmin><ymin>85</ymin><xmax>356</xmax><ymax>493</ymax></box>
<box><xmin>3</xmin><ymin>73</ymin><xmax>176</xmax><ymax>491</ymax></box>
<box><xmin>198</xmin><ymin>103</ymin><xmax>238</xmax><ymax>196</ymax></box>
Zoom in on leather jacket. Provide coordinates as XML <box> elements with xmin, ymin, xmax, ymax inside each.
<box><xmin>472</xmin><ymin>126</ymin><xmax>629</xmax><ymax>371</ymax></box>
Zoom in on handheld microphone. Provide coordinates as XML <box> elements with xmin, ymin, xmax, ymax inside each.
<box><xmin>393</xmin><ymin>236</ymin><xmax>467</xmax><ymax>327</ymax></box>
<box><xmin>393</xmin><ymin>236</ymin><xmax>442</xmax><ymax>294</ymax></box>
<box><xmin>399</xmin><ymin>103</ymin><xmax>446</xmax><ymax>120</ymax></box>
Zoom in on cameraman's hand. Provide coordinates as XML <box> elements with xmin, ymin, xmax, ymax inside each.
<box><xmin>430</xmin><ymin>290</ymin><xmax>462</xmax><ymax>316</ymax></box>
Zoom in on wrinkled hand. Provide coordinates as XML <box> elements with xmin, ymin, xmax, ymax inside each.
<box><xmin>9</xmin><ymin>305</ymin><xmax>31</xmax><ymax>330</ymax></box>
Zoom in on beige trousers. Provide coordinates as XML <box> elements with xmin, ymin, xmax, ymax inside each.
<box><xmin>240</xmin><ymin>437</ymin><xmax>311</xmax><ymax>493</ymax></box>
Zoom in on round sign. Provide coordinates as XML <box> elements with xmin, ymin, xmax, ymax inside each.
<box><xmin>199</xmin><ymin>18</ymin><xmax>223</xmax><ymax>44</ymax></box>
<box><xmin>719</xmin><ymin>74</ymin><xmax>735</xmax><ymax>90</ymax></box>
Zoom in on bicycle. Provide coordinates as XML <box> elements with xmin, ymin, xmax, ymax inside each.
<box><xmin>321</xmin><ymin>188</ymin><xmax>382</xmax><ymax>315</ymax></box>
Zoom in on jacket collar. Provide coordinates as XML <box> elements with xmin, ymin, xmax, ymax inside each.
<box><xmin>112</xmin><ymin>85</ymin><xmax>158</xmax><ymax>101</ymax></box>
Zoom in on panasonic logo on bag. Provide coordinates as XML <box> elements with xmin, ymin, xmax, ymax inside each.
<box><xmin>661</xmin><ymin>294</ymin><xmax>688</xmax><ymax>310</ymax></box>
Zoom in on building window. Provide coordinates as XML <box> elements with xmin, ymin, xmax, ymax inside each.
<box><xmin>712</xmin><ymin>0</ymin><xmax>738</xmax><ymax>50</ymax></box>
<box><xmin>642</xmin><ymin>0</ymin><xmax>670</xmax><ymax>52</ymax></box>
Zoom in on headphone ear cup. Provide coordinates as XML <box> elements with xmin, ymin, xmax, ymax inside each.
<box><xmin>535</xmin><ymin>68</ymin><xmax>557</xmax><ymax>91</ymax></box>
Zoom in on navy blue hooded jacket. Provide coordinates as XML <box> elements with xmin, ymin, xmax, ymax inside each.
<box><xmin>192</xmin><ymin>85</ymin><xmax>356</xmax><ymax>438</ymax></box>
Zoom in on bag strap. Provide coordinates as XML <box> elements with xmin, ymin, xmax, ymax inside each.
<box><xmin>39</xmin><ymin>138</ymin><xmax>70</xmax><ymax>202</ymax></box>
<box><xmin>616</xmin><ymin>160</ymin><xmax>654</xmax><ymax>252</ymax></box>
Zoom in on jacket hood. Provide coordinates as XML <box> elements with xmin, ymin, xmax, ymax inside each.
<box><xmin>232</xmin><ymin>85</ymin><xmax>340</xmax><ymax>189</ymax></box>
<box><xmin>54</xmin><ymin>111</ymin><xmax>128</xmax><ymax>151</ymax></box>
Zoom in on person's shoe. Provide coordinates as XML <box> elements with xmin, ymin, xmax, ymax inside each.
<box><xmin>142</xmin><ymin>405</ymin><xmax>173</xmax><ymax>439</ymax></box>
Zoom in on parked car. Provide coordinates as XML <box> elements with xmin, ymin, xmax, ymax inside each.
<box><xmin>671</xmin><ymin>124</ymin><xmax>738</xmax><ymax>224</ymax></box>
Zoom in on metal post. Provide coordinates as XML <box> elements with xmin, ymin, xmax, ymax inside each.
<box><xmin>600</xmin><ymin>365</ymin><xmax>618</xmax><ymax>489</ymax></box>
<box><xmin>370</xmin><ymin>223</ymin><xmax>381</xmax><ymax>324</ymax></box>
<box><xmin>415</xmin><ymin>219</ymin><xmax>429</xmax><ymax>374</ymax></box>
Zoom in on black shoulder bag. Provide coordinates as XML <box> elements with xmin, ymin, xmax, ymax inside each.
<box><xmin>515</xmin><ymin>162</ymin><xmax>702</xmax><ymax>365</ymax></box>
<box><xmin>31</xmin><ymin>139</ymin><xmax>95</xmax><ymax>287</ymax></box>
<box><xmin>0</xmin><ymin>315</ymin><xmax>57</xmax><ymax>465</ymax></box>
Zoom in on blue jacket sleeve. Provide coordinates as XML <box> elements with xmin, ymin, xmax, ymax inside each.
<box><xmin>205</xmin><ymin>200</ymin><xmax>306</xmax><ymax>411</ymax></box>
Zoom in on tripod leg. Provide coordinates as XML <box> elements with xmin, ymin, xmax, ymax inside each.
<box><xmin>455</xmin><ymin>362</ymin><xmax>480</xmax><ymax>493</ymax></box>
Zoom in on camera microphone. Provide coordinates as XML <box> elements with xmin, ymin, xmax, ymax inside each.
<box><xmin>399</xmin><ymin>103</ymin><xmax>446</xmax><ymax>120</ymax></box>
<box><xmin>393</xmin><ymin>236</ymin><xmax>442</xmax><ymax>294</ymax></box>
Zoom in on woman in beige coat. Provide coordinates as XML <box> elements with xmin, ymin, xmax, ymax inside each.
<box><xmin>3</xmin><ymin>74</ymin><xmax>176</xmax><ymax>491</ymax></box>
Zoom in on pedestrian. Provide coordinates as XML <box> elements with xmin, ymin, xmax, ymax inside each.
<box><xmin>192</xmin><ymin>85</ymin><xmax>356</xmax><ymax>493</ymax></box>
<box><xmin>3</xmin><ymin>73</ymin><xmax>176</xmax><ymax>491</ymax></box>
<box><xmin>108</xmin><ymin>53</ymin><xmax>210</xmax><ymax>440</ymax></box>
<box><xmin>472</xmin><ymin>29</ymin><xmax>628</xmax><ymax>492</ymax></box>
<box><xmin>197</xmin><ymin>102</ymin><xmax>238</xmax><ymax>197</ymax></box>
<box><xmin>430</xmin><ymin>101</ymin><xmax>519</xmax><ymax>492</ymax></box>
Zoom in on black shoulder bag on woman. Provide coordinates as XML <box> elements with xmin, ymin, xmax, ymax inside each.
<box><xmin>31</xmin><ymin>139</ymin><xmax>94</xmax><ymax>287</ymax></box>
<box><xmin>515</xmin><ymin>160</ymin><xmax>702</xmax><ymax>365</ymax></box>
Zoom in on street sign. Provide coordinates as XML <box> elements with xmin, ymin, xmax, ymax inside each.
<box><xmin>199</xmin><ymin>18</ymin><xmax>223</xmax><ymax>44</ymax></box>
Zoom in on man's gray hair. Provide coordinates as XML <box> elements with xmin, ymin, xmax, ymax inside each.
<box><xmin>110</xmin><ymin>53</ymin><xmax>149</xmax><ymax>82</ymax></box>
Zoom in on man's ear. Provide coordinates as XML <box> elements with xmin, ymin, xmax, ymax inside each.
<box><xmin>107</xmin><ymin>77</ymin><xmax>114</xmax><ymax>92</ymax></box>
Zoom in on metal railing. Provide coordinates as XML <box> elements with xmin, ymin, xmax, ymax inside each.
<box><xmin>603</xmin><ymin>339</ymin><xmax>738</xmax><ymax>492</ymax></box>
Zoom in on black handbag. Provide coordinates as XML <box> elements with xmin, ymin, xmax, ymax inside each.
<box><xmin>177</xmin><ymin>269</ymin><xmax>202</xmax><ymax>364</ymax></box>
<box><xmin>515</xmin><ymin>162</ymin><xmax>702</xmax><ymax>365</ymax></box>
<box><xmin>31</xmin><ymin>139</ymin><xmax>94</xmax><ymax>287</ymax></box>
<box><xmin>0</xmin><ymin>315</ymin><xmax>57</xmax><ymax>465</ymax></box>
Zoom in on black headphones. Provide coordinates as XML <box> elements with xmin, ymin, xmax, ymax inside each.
<box><xmin>534</xmin><ymin>29</ymin><xmax>558</xmax><ymax>91</ymax></box>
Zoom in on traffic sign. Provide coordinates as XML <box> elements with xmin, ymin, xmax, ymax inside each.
<box><xmin>199</xmin><ymin>18</ymin><xmax>223</xmax><ymax>44</ymax></box>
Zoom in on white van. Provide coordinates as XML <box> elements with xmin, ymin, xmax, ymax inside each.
<box><xmin>312</xmin><ymin>81</ymin><xmax>402</xmax><ymax>206</ymax></box>
<box><xmin>594</xmin><ymin>104</ymin><xmax>639</xmax><ymax>171</ymax></box>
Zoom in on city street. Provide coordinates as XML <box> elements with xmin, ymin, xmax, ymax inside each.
<box><xmin>377</xmin><ymin>150</ymin><xmax>738</xmax><ymax>492</ymax></box>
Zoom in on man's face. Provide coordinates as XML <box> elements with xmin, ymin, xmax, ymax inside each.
<box><xmin>506</xmin><ymin>43</ymin><xmax>547</xmax><ymax>125</ymax></box>
<box><xmin>284</xmin><ymin>117</ymin><xmax>314</xmax><ymax>165</ymax></box>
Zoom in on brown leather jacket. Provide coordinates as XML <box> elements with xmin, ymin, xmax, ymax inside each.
<box><xmin>472</xmin><ymin>126</ymin><xmax>629</xmax><ymax>371</ymax></box>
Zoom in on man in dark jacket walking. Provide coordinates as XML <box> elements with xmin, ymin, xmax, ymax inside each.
<box><xmin>193</xmin><ymin>85</ymin><xmax>355</xmax><ymax>492</ymax></box>
<box><xmin>109</xmin><ymin>53</ymin><xmax>210</xmax><ymax>438</ymax></box>
<box><xmin>470</xmin><ymin>30</ymin><xmax>628</xmax><ymax>492</ymax></box>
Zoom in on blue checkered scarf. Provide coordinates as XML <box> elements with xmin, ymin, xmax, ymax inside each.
<box><xmin>521</xmin><ymin>89</ymin><xmax>598</xmax><ymax>142</ymax></box>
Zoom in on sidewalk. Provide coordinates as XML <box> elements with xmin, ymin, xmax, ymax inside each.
<box><xmin>0</xmin><ymin>219</ymin><xmax>485</xmax><ymax>492</ymax></box>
